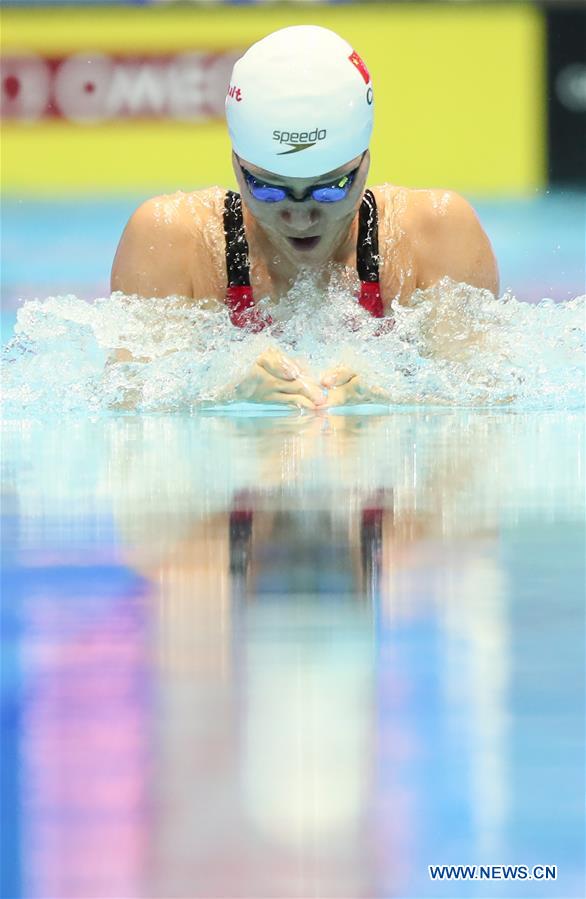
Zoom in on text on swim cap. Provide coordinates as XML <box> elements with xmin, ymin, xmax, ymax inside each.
<box><xmin>227</xmin><ymin>84</ymin><xmax>242</xmax><ymax>102</ymax></box>
<box><xmin>273</xmin><ymin>129</ymin><xmax>326</xmax><ymax>146</ymax></box>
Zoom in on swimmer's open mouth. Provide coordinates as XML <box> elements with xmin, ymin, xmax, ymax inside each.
<box><xmin>287</xmin><ymin>236</ymin><xmax>322</xmax><ymax>252</ymax></box>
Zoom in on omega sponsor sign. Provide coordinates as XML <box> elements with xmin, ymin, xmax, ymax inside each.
<box><xmin>1</xmin><ymin>51</ymin><xmax>240</xmax><ymax>122</ymax></box>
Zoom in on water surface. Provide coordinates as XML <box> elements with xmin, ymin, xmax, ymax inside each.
<box><xmin>2</xmin><ymin>410</ymin><xmax>584</xmax><ymax>898</ymax></box>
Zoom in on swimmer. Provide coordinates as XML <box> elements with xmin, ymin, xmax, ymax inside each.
<box><xmin>111</xmin><ymin>25</ymin><xmax>499</xmax><ymax>410</ymax></box>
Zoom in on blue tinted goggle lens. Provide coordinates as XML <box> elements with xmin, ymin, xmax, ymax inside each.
<box><xmin>249</xmin><ymin>184</ymin><xmax>288</xmax><ymax>203</ymax></box>
<box><xmin>311</xmin><ymin>185</ymin><xmax>349</xmax><ymax>203</ymax></box>
<box><xmin>243</xmin><ymin>169</ymin><xmax>356</xmax><ymax>204</ymax></box>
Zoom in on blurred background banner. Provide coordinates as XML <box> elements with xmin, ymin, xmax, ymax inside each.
<box><xmin>546</xmin><ymin>4</ymin><xmax>586</xmax><ymax>186</ymax></box>
<box><xmin>1</xmin><ymin>0</ymin><xmax>556</xmax><ymax>195</ymax></box>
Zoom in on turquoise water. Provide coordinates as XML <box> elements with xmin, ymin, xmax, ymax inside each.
<box><xmin>1</xmin><ymin>193</ymin><xmax>585</xmax><ymax>897</ymax></box>
<box><xmin>1</xmin><ymin>411</ymin><xmax>584</xmax><ymax>897</ymax></box>
<box><xmin>2</xmin><ymin>192</ymin><xmax>584</xmax><ymax>414</ymax></box>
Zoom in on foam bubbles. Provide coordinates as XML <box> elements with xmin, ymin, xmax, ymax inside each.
<box><xmin>1</xmin><ymin>277</ymin><xmax>584</xmax><ymax>415</ymax></box>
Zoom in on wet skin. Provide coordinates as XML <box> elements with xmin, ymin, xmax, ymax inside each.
<box><xmin>110</xmin><ymin>153</ymin><xmax>499</xmax><ymax>409</ymax></box>
<box><xmin>232</xmin><ymin>150</ymin><xmax>371</xmax><ymax>288</ymax></box>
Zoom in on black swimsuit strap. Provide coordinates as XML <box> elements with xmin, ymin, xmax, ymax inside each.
<box><xmin>356</xmin><ymin>189</ymin><xmax>380</xmax><ymax>284</ymax></box>
<box><xmin>223</xmin><ymin>190</ymin><xmax>251</xmax><ymax>288</ymax></box>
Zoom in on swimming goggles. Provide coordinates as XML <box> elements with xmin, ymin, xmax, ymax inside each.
<box><xmin>239</xmin><ymin>157</ymin><xmax>362</xmax><ymax>204</ymax></box>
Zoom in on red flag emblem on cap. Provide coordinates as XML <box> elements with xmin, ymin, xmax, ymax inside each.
<box><xmin>348</xmin><ymin>51</ymin><xmax>370</xmax><ymax>85</ymax></box>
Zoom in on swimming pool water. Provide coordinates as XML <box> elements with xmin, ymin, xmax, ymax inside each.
<box><xmin>1</xmin><ymin>411</ymin><xmax>584</xmax><ymax>898</ymax></box>
<box><xmin>1</xmin><ymin>192</ymin><xmax>585</xmax><ymax>897</ymax></box>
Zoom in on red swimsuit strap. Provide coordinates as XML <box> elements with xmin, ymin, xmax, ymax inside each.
<box><xmin>225</xmin><ymin>285</ymin><xmax>269</xmax><ymax>333</ymax></box>
<box><xmin>359</xmin><ymin>281</ymin><xmax>384</xmax><ymax>318</ymax></box>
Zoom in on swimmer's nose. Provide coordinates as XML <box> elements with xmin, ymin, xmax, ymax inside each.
<box><xmin>279</xmin><ymin>204</ymin><xmax>320</xmax><ymax>229</ymax></box>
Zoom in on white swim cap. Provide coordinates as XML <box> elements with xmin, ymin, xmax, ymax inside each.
<box><xmin>226</xmin><ymin>25</ymin><xmax>374</xmax><ymax>177</ymax></box>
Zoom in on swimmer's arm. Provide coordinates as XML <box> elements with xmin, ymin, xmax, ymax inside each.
<box><xmin>405</xmin><ymin>191</ymin><xmax>502</xmax><ymax>368</ymax></box>
<box><xmin>414</xmin><ymin>191</ymin><xmax>499</xmax><ymax>295</ymax></box>
<box><xmin>109</xmin><ymin>197</ymin><xmax>192</xmax><ymax>365</ymax></box>
<box><xmin>109</xmin><ymin>196</ymin><xmax>220</xmax><ymax>364</ymax></box>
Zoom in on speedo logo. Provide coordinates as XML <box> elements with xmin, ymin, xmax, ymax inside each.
<box><xmin>273</xmin><ymin>128</ymin><xmax>327</xmax><ymax>155</ymax></box>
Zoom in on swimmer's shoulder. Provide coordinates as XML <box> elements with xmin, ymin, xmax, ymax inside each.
<box><xmin>371</xmin><ymin>183</ymin><xmax>498</xmax><ymax>295</ymax></box>
<box><xmin>163</xmin><ymin>186</ymin><xmax>228</xmax><ymax>230</ymax></box>
<box><xmin>371</xmin><ymin>183</ymin><xmax>473</xmax><ymax>232</ymax></box>
<box><xmin>116</xmin><ymin>187</ymin><xmax>225</xmax><ymax>247</ymax></box>
<box><xmin>111</xmin><ymin>187</ymin><xmax>227</xmax><ymax>303</ymax></box>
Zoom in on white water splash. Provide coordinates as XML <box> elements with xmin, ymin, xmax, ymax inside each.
<box><xmin>1</xmin><ymin>275</ymin><xmax>584</xmax><ymax>415</ymax></box>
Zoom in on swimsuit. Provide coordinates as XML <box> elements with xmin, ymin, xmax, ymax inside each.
<box><xmin>228</xmin><ymin>490</ymin><xmax>387</xmax><ymax>598</ymax></box>
<box><xmin>223</xmin><ymin>189</ymin><xmax>385</xmax><ymax>332</ymax></box>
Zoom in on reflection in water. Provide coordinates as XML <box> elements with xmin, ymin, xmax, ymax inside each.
<box><xmin>1</xmin><ymin>489</ymin><xmax>152</xmax><ymax>899</ymax></box>
<box><xmin>1</xmin><ymin>411</ymin><xmax>584</xmax><ymax>897</ymax></box>
<box><xmin>21</xmin><ymin>575</ymin><xmax>151</xmax><ymax>899</ymax></box>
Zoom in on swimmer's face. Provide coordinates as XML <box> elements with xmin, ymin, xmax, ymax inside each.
<box><xmin>232</xmin><ymin>150</ymin><xmax>370</xmax><ymax>264</ymax></box>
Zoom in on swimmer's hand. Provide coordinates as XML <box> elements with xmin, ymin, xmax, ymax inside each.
<box><xmin>231</xmin><ymin>348</ymin><xmax>327</xmax><ymax>410</ymax></box>
<box><xmin>320</xmin><ymin>366</ymin><xmax>389</xmax><ymax>408</ymax></box>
